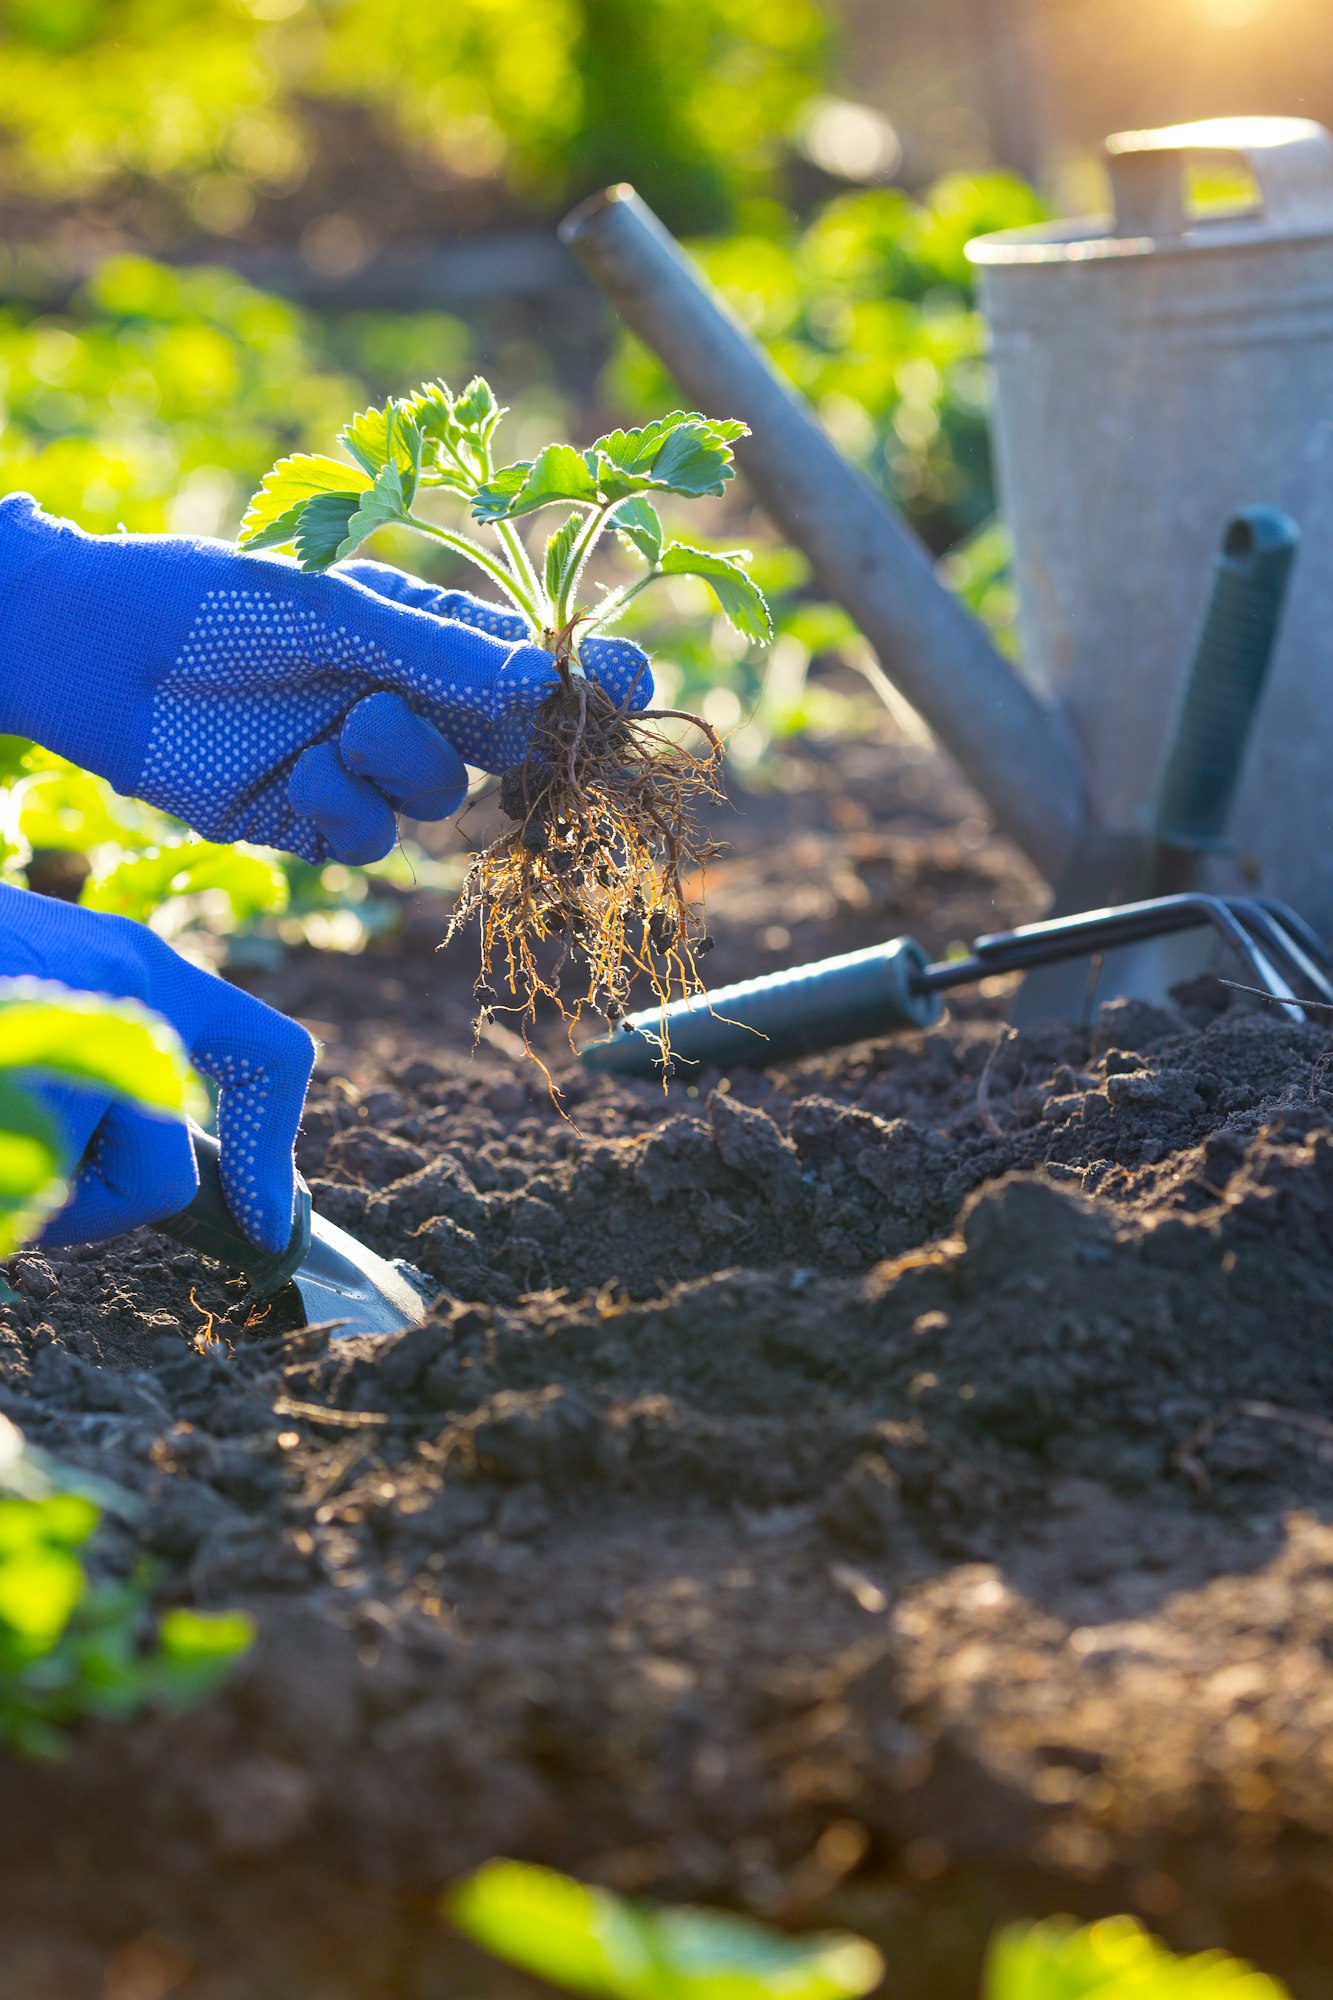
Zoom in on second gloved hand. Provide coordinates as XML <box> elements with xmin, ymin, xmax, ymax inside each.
<box><xmin>0</xmin><ymin>497</ymin><xmax>652</xmax><ymax>865</ymax></box>
<box><xmin>0</xmin><ymin>884</ymin><xmax>313</xmax><ymax>1254</ymax></box>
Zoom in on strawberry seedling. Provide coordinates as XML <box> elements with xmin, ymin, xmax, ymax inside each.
<box><xmin>240</xmin><ymin>381</ymin><xmax>771</xmax><ymax>1065</ymax></box>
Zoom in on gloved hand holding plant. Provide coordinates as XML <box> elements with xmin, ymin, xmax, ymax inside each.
<box><xmin>239</xmin><ymin>378</ymin><xmax>771</xmax><ymax>1048</ymax></box>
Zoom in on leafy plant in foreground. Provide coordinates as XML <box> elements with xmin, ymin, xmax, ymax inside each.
<box><xmin>446</xmin><ymin>1859</ymin><xmax>884</xmax><ymax>2000</ymax></box>
<box><xmin>242</xmin><ymin>383</ymin><xmax>772</xmax><ymax>1061</ymax></box>
<box><xmin>985</xmin><ymin>1914</ymin><xmax>1287</xmax><ymax>2000</ymax></box>
<box><xmin>0</xmin><ymin>978</ymin><xmax>205</xmax><ymax>1253</ymax></box>
<box><xmin>446</xmin><ymin>1862</ymin><xmax>1290</xmax><ymax>2000</ymax></box>
<box><xmin>0</xmin><ymin>1416</ymin><xmax>253</xmax><ymax>1759</ymax></box>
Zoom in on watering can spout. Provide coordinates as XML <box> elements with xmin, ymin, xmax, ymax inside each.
<box><xmin>560</xmin><ymin>184</ymin><xmax>1087</xmax><ymax>883</ymax></box>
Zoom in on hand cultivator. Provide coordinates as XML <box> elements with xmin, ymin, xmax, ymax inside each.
<box><xmin>580</xmin><ymin>891</ymin><xmax>1333</xmax><ymax>1078</ymax></box>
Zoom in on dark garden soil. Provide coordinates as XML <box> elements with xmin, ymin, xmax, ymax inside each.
<box><xmin>6</xmin><ymin>730</ymin><xmax>1333</xmax><ymax>2000</ymax></box>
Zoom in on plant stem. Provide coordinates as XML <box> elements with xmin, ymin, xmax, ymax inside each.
<box><xmin>555</xmin><ymin>502</ymin><xmax>615</xmax><ymax>630</ymax></box>
<box><xmin>494</xmin><ymin>518</ymin><xmax>547</xmax><ymax>624</ymax></box>
<box><xmin>581</xmin><ymin>568</ymin><xmax>660</xmax><ymax>637</ymax></box>
<box><xmin>404</xmin><ymin>513</ymin><xmax>539</xmax><ymax>623</ymax></box>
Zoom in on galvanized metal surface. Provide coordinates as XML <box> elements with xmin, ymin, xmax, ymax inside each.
<box><xmin>969</xmin><ymin>115</ymin><xmax>1333</xmax><ymax>931</ymax></box>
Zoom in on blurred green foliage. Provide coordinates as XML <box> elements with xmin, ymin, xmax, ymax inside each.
<box><xmin>0</xmin><ymin>1414</ymin><xmax>253</xmax><ymax>1760</ymax></box>
<box><xmin>614</xmin><ymin>173</ymin><xmax>1045</xmax><ymax>746</ymax></box>
<box><xmin>0</xmin><ymin>256</ymin><xmax>358</xmax><ymax>536</ymax></box>
<box><xmin>615</xmin><ymin>172</ymin><xmax>1048</xmax><ymax>552</ymax></box>
<box><xmin>448</xmin><ymin>1859</ymin><xmax>885</xmax><ymax>2000</ymax></box>
<box><xmin>986</xmin><ymin>1915</ymin><xmax>1288</xmax><ymax>2000</ymax></box>
<box><xmin>0</xmin><ymin>0</ymin><xmax>825</xmax><ymax>231</ymax></box>
<box><xmin>445</xmin><ymin>1864</ymin><xmax>1287</xmax><ymax>2000</ymax></box>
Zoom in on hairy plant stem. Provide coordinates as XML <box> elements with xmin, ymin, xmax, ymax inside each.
<box><xmin>494</xmin><ymin>517</ymin><xmax>547</xmax><ymax>624</ymax></box>
<box><xmin>555</xmin><ymin>500</ymin><xmax>622</xmax><ymax>630</ymax></box>
<box><xmin>582</xmin><ymin>567</ymin><xmax>659</xmax><ymax>638</ymax></box>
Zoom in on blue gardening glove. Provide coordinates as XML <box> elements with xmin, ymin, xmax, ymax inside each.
<box><xmin>0</xmin><ymin>884</ymin><xmax>313</xmax><ymax>1253</ymax></box>
<box><xmin>0</xmin><ymin>495</ymin><xmax>652</xmax><ymax>865</ymax></box>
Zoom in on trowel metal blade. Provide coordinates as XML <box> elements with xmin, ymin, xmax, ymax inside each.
<box><xmin>290</xmin><ymin>1210</ymin><xmax>430</xmax><ymax>1337</ymax></box>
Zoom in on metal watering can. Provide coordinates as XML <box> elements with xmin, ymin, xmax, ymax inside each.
<box><xmin>562</xmin><ymin>115</ymin><xmax>1333</xmax><ymax>933</ymax></box>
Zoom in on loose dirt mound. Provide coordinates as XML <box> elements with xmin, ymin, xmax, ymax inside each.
<box><xmin>3</xmin><ymin>736</ymin><xmax>1333</xmax><ymax>2000</ymax></box>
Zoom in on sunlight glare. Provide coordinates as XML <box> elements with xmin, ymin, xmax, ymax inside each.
<box><xmin>1189</xmin><ymin>0</ymin><xmax>1275</xmax><ymax>26</ymax></box>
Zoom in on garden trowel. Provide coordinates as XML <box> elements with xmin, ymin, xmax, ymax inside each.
<box><xmin>161</xmin><ymin>1126</ymin><xmax>429</xmax><ymax>1337</ymax></box>
<box><xmin>1010</xmin><ymin>505</ymin><xmax>1299</xmax><ymax>1022</ymax></box>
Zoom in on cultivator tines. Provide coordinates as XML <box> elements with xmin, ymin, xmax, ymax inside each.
<box><xmin>579</xmin><ymin>892</ymin><xmax>1333</xmax><ymax>1079</ymax></box>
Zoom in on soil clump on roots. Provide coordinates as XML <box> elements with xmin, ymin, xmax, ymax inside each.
<box><xmin>4</xmin><ymin>735</ymin><xmax>1333</xmax><ymax>1999</ymax></box>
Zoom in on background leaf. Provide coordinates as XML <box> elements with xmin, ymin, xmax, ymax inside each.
<box><xmin>82</xmin><ymin>843</ymin><xmax>288</xmax><ymax>927</ymax></box>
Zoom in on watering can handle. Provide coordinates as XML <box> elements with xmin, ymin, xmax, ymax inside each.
<box><xmin>1106</xmin><ymin>117</ymin><xmax>1333</xmax><ymax>238</ymax></box>
<box><xmin>1153</xmin><ymin>506</ymin><xmax>1299</xmax><ymax>853</ymax></box>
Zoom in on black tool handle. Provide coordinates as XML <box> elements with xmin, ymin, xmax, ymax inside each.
<box><xmin>1153</xmin><ymin>505</ymin><xmax>1298</xmax><ymax>852</ymax></box>
<box><xmin>159</xmin><ymin>1125</ymin><xmax>312</xmax><ymax>1299</ymax></box>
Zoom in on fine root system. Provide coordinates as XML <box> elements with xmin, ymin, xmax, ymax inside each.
<box><xmin>446</xmin><ymin>640</ymin><xmax>724</xmax><ymax>1075</ymax></box>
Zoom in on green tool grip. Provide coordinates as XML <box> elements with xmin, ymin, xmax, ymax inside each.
<box><xmin>1153</xmin><ymin>505</ymin><xmax>1298</xmax><ymax>851</ymax></box>
<box><xmin>159</xmin><ymin>1124</ymin><xmax>312</xmax><ymax>1299</ymax></box>
<box><xmin>580</xmin><ymin>936</ymin><xmax>942</xmax><ymax>1078</ymax></box>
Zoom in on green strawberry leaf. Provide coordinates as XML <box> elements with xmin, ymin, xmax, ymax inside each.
<box><xmin>589</xmin><ymin>412</ymin><xmax>698</xmax><ymax>474</ymax></box>
<box><xmin>294</xmin><ymin>492</ymin><xmax>363</xmax><ymax>569</ymax></box>
<box><xmin>544</xmin><ymin>514</ymin><xmax>583</xmax><ymax>606</ymax></box>
<box><xmin>338</xmin><ymin>400</ymin><xmax>416</xmax><ymax>478</ymax></box>
<box><xmin>339</xmin><ymin>402</ymin><xmax>423</xmax><ymax>506</ymax></box>
<box><xmin>469</xmin><ymin>459</ymin><xmax>530</xmax><ymax>521</ymax></box>
<box><xmin>239</xmin><ymin>499</ymin><xmax>309</xmax><ymax>554</ymax></box>
<box><xmin>590</xmin><ymin>412</ymin><xmax>746</xmax><ymax>476</ymax></box>
<box><xmin>473</xmin><ymin>444</ymin><xmax>598</xmax><ymax>522</ymax></box>
<box><xmin>238</xmin><ymin>454</ymin><xmax>369</xmax><ymax>548</ymax></box>
<box><xmin>659</xmin><ymin>544</ymin><xmax>772</xmax><ymax>643</ymax></box>
<box><xmin>592</xmin><ymin>455</ymin><xmax>655</xmax><ymax>503</ymax></box>
<box><xmin>452</xmin><ymin>376</ymin><xmax>504</xmax><ymax>446</ymax></box>
<box><xmin>615</xmin><ymin>496</ymin><xmax>664</xmax><ymax>566</ymax></box>
<box><xmin>647</xmin><ymin>422</ymin><xmax>738</xmax><ymax>498</ymax></box>
<box><xmin>397</xmin><ymin>410</ymin><xmax>424</xmax><ymax>508</ymax></box>
<box><xmin>403</xmin><ymin>380</ymin><xmax>456</xmax><ymax>442</ymax></box>
<box><xmin>336</xmin><ymin>462</ymin><xmax>409</xmax><ymax>560</ymax></box>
